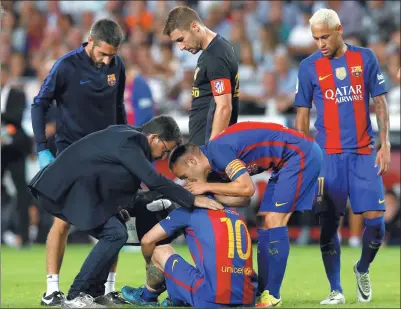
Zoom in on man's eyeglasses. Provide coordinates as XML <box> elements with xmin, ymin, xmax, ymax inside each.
<box><xmin>159</xmin><ymin>136</ymin><xmax>170</xmax><ymax>157</ymax></box>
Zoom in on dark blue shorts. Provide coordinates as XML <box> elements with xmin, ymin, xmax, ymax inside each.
<box><xmin>164</xmin><ymin>255</ymin><xmax>253</xmax><ymax>308</ymax></box>
<box><xmin>314</xmin><ymin>151</ymin><xmax>385</xmax><ymax>216</ymax></box>
<box><xmin>259</xmin><ymin>143</ymin><xmax>323</xmax><ymax>214</ymax></box>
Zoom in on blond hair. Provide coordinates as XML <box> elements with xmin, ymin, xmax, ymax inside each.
<box><xmin>309</xmin><ymin>8</ymin><xmax>341</xmax><ymax>29</ymax></box>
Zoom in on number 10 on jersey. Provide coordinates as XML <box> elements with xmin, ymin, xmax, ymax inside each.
<box><xmin>220</xmin><ymin>217</ymin><xmax>251</xmax><ymax>260</ymax></box>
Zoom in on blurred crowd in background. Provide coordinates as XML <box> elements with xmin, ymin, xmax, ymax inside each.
<box><xmin>1</xmin><ymin>0</ymin><xmax>400</xmax><ymax>248</ymax></box>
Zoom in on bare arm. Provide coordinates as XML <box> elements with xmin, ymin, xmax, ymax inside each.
<box><xmin>186</xmin><ymin>173</ymin><xmax>255</xmax><ymax>197</ymax></box>
<box><xmin>373</xmin><ymin>94</ymin><xmax>390</xmax><ymax>147</ymax></box>
<box><xmin>214</xmin><ymin>195</ymin><xmax>251</xmax><ymax>207</ymax></box>
<box><xmin>294</xmin><ymin>107</ymin><xmax>311</xmax><ymax>136</ymax></box>
<box><xmin>141</xmin><ymin>224</ymin><xmax>168</xmax><ymax>264</ymax></box>
<box><xmin>373</xmin><ymin>94</ymin><xmax>391</xmax><ymax>175</ymax></box>
<box><xmin>210</xmin><ymin>93</ymin><xmax>232</xmax><ymax>140</ymax></box>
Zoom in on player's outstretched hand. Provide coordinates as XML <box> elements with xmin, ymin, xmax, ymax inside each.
<box><xmin>194</xmin><ymin>196</ymin><xmax>224</xmax><ymax>210</ymax></box>
<box><xmin>185</xmin><ymin>180</ymin><xmax>209</xmax><ymax>195</ymax></box>
<box><xmin>375</xmin><ymin>143</ymin><xmax>391</xmax><ymax>175</ymax></box>
<box><xmin>146</xmin><ymin>199</ymin><xmax>173</xmax><ymax>212</ymax></box>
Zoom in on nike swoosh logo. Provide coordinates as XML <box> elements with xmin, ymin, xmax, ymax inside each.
<box><xmin>319</xmin><ymin>74</ymin><xmax>332</xmax><ymax>81</ymax></box>
<box><xmin>80</xmin><ymin>80</ymin><xmax>91</xmax><ymax>85</ymax></box>
<box><xmin>275</xmin><ymin>202</ymin><xmax>288</xmax><ymax>207</ymax></box>
<box><xmin>172</xmin><ymin>259</ymin><xmax>178</xmax><ymax>270</ymax></box>
<box><xmin>357</xmin><ymin>283</ymin><xmax>369</xmax><ymax>300</ymax></box>
<box><xmin>42</xmin><ymin>297</ymin><xmax>54</xmax><ymax>305</ymax></box>
<box><xmin>379</xmin><ymin>199</ymin><xmax>385</xmax><ymax>204</ymax></box>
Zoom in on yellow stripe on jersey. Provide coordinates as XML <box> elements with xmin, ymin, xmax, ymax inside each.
<box><xmin>225</xmin><ymin>159</ymin><xmax>246</xmax><ymax>180</ymax></box>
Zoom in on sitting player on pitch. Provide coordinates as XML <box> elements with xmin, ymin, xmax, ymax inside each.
<box><xmin>121</xmin><ymin>198</ymin><xmax>257</xmax><ymax>308</ymax></box>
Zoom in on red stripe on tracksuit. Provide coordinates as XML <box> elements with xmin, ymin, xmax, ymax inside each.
<box><xmin>345</xmin><ymin>51</ymin><xmax>372</xmax><ymax>154</ymax></box>
<box><xmin>315</xmin><ymin>58</ymin><xmax>342</xmax><ymax>153</ymax></box>
<box><xmin>207</xmin><ymin>210</ymin><xmax>232</xmax><ymax>304</ymax></box>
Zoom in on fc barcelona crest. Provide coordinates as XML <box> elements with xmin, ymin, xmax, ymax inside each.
<box><xmin>107</xmin><ymin>74</ymin><xmax>116</xmax><ymax>86</ymax></box>
<box><xmin>351</xmin><ymin>66</ymin><xmax>363</xmax><ymax>77</ymax></box>
<box><xmin>335</xmin><ymin>67</ymin><xmax>347</xmax><ymax>80</ymax></box>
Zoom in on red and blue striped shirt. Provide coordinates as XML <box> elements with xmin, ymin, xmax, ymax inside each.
<box><xmin>200</xmin><ymin>122</ymin><xmax>314</xmax><ymax>181</ymax></box>
<box><xmin>294</xmin><ymin>44</ymin><xmax>387</xmax><ymax>154</ymax></box>
<box><xmin>159</xmin><ymin>206</ymin><xmax>257</xmax><ymax>305</ymax></box>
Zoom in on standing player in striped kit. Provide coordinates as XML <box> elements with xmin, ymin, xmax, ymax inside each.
<box><xmin>294</xmin><ymin>8</ymin><xmax>391</xmax><ymax>305</ymax></box>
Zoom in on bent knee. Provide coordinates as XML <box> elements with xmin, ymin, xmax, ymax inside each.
<box><xmin>152</xmin><ymin>245</ymin><xmax>176</xmax><ymax>271</ymax></box>
<box><xmin>362</xmin><ymin>210</ymin><xmax>384</xmax><ymax>220</ymax></box>
<box><xmin>114</xmin><ymin>227</ymin><xmax>128</xmax><ymax>244</ymax></box>
<box><xmin>259</xmin><ymin>212</ymin><xmax>292</xmax><ymax>229</ymax></box>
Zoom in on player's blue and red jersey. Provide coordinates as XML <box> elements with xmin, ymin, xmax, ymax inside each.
<box><xmin>200</xmin><ymin>122</ymin><xmax>315</xmax><ymax>181</ymax></box>
<box><xmin>159</xmin><ymin>206</ymin><xmax>257</xmax><ymax>305</ymax></box>
<box><xmin>294</xmin><ymin>44</ymin><xmax>387</xmax><ymax>154</ymax></box>
<box><xmin>123</xmin><ymin>73</ymin><xmax>155</xmax><ymax>126</ymax></box>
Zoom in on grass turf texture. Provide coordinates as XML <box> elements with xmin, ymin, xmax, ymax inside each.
<box><xmin>1</xmin><ymin>244</ymin><xmax>400</xmax><ymax>308</ymax></box>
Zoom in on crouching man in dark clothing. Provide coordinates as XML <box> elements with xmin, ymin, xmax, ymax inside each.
<box><xmin>28</xmin><ymin>115</ymin><xmax>223</xmax><ymax>308</ymax></box>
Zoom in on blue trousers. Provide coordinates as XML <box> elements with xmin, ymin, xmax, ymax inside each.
<box><xmin>68</xmin><ymin>215</ymin><xmax>128</xmax><ymax>299</ymax></box>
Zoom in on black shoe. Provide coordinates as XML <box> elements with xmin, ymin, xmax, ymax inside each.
<box><xmin>41</xmin><ymin>291</ymin><xmax>65</xmax><ymax>306</ymax></box>
<box><xmin>95</xmin><ymin>291</ymin><xmax>131</xmax><ymax>306</ymax></box>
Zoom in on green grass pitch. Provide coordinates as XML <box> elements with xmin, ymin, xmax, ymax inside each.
<box><xmin>1</xmin><ymin>244</ymin><xmax>400</xmax><ymax>308</ymax></box>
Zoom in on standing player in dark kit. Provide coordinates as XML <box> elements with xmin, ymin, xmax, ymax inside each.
<box><xmin>163</xmin><ymin>6</ymin><xmax>239</xmax><ymax>145</ymax></box>
<box><xmin>294</xmin><ymin>8</ymin><xmax>391</xmax><ymax>305</ymax></box>
<box><xmin>31</xmin><ymin>19</ymin><xmax>128</xmax><ymax>306</ymax></box>
<box><xmin>28</xmin><ymin>115</ymin><xmax>223</xmax><ymax>308</ymax></box>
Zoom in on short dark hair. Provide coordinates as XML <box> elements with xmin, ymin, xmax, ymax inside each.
<box><xmin>142</xmin><ymin>115</ymin><xmax>182</xmax><ymax>145</ymax></box>
<box><xmin>168</xmin><ymin>144</ymin><xmax>199</xmax><ymax>170</ymax></box>
<box><xmin>162</xmin><ymin>6</ymin><xmax>203</xmax><ymax>36</ymax></box>
<box><xmin>90</xmin><ymin>18</ymin><xmax>123</xmax><ymax>47</ymax></box>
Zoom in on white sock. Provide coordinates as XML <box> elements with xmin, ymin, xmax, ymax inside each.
<box><xmin>349</xmin><ymin>236</ymin><xmax>361</xmax><ymax>248</ymax></box>
<box><xmin>104</xmin><ymin>272</ymin><xmax>116</xmax><ymax>295</ymax></box>
<box><xmin>46</xmin><ymin>274</ymin><xmax>59</xmax><ymax>297</ymax></box>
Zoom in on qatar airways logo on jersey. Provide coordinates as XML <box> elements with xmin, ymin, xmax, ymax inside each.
<box><xmin>324</xmin><ymin>85</ymin><xmax>363</xmax><ymax>104</ymax></box>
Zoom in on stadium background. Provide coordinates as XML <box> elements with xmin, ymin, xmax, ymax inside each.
<box><xmin>1</xmin><ymin>0</ymin><xmax>400</xmax><ymax>248</ymax></box>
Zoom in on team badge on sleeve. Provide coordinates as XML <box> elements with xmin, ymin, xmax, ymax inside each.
<box><xmin>107</xmin><ymin>74</ymin><xmax>116</xmax><ymax>86</ymax></box>
<box><xmin>214</xmin><ymin>80</ymin><xmax>225</xmax><ymax>94</ymax></box>
<box><xmin>210</xmin><ymin>78</ymin><xmax>231</xmax><ymax>96</ymax></box>
<box><xmin>351</xmin><ymin>66</ymin><xmax>363</xmax><ymax>77</ymax></box>
<box><xmin>335</xmin><ymin>67</ymin><xmax>347</xmax><ymax>80</ymax></box>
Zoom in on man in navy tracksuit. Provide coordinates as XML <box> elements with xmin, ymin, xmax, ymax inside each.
<box><xmin>31</xmin><ymin>19</ymin><xmax>129</xmax><ymax>307</ymax></box>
